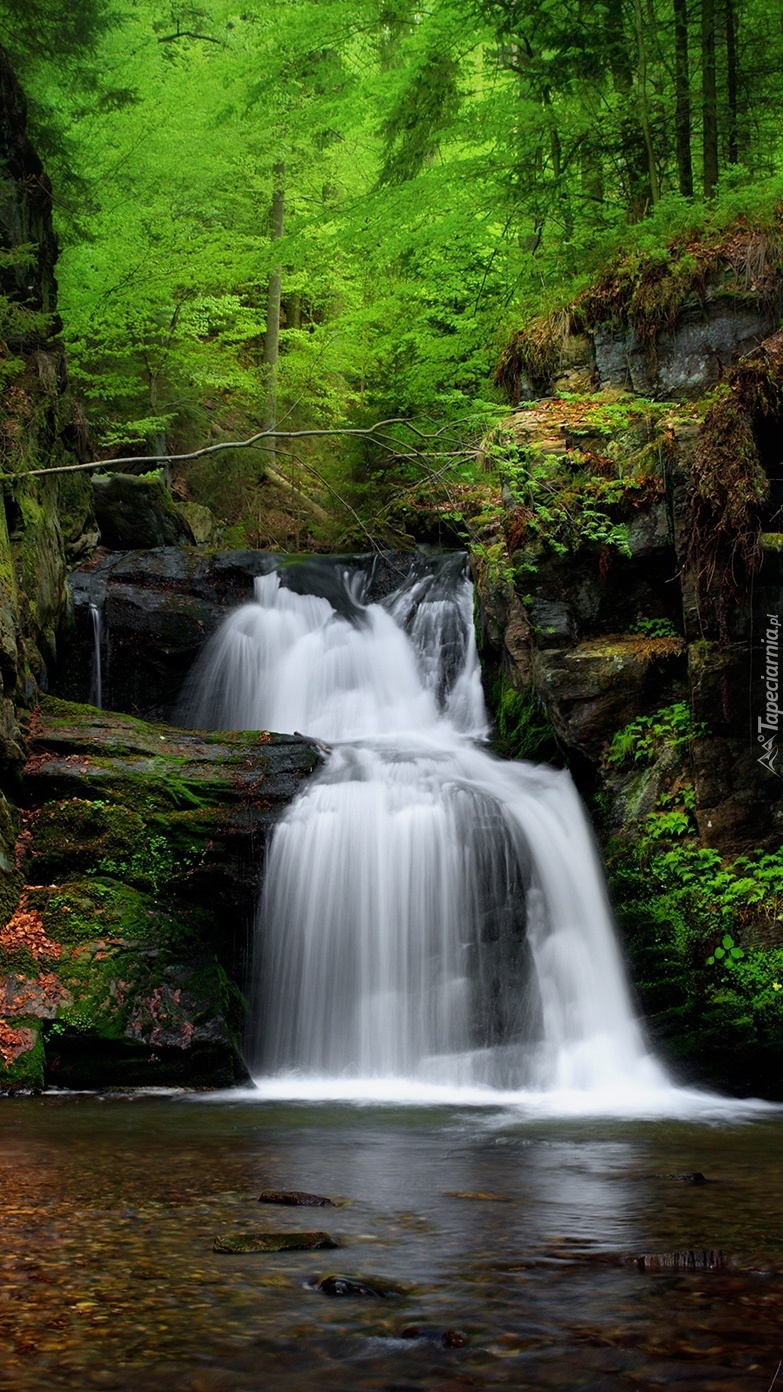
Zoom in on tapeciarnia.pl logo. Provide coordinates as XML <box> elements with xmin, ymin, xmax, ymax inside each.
<box><xmin>758</xmin><ymin>612</ymin><xmax>782</xmax><ymax>776</ymax></box>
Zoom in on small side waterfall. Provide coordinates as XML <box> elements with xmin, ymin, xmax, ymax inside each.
<box><xmin>183</xmin><ymin>553</ymin><xmax>675</xmax><ymax>1106</ymax></box>
<box><xmin>89</xmin><ymin>602</ymin><xmax>103</xmax><ymax>710</ymax></box>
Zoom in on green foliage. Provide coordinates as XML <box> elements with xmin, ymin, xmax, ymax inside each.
<box><xmin>10</xmin><ymin>0</ymin><xmax>783</xmax><ymax>540</ymax></box>
<box><xmin>94</xmin><ymin>833</ymin><xmax>202</xmax><ymax>896</ymax></box>
<box><xmin>629</xmin><ymin>616</ymin><xmax>679</xmax><ymax>639</ymax></box>
<box><xmin>609</xmin><ymin>812</ymin><xmax>783</xmax><ymax>1085</ymax></box>
<box><xmin>489</xmin><ymin>440</ymin><xmax>634</xmax><ymax>566</ymax></box>
<box><xmin>606</xmin><ymin>703</ymin><xmax>704</xmax><ymax>768</ymax></box>
<box><xmin>706</xmin><ymin>933</ymin><xmax>745</xmax><ymax>967</ymax></box>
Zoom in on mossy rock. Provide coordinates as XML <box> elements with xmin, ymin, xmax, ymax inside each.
<box><xmin>30</xmin><ymin>798</ymin><xmax>146</xmax><ymax>880</ymax></box>
<box><xmin>92</xmin><ymin>473</ymin><xmax>195</xmax><ymax>549</ymax></box>
<box><xmin>0</xmin><ymin>1021</ymin><xmax>44</xmax><ymax>1091</ymax></box>
<box><xmin>176</xmin><ymin>501</ymin><xmax>217</xmax><ymax>545</ymax></box>
<box><xmin>32</xmin><ymin>875</ymin><xmax>173</xmax><ymax>947</ymax></box>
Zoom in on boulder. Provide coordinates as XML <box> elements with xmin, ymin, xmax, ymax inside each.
<box><xmin>176</xmin><ymin>501</ymin><xmax>218</xmax><ymax>545</ymax></box>
<box><xmin>92</xmin><ymin>474</ymin><xmax>195</xmax><ymax>550</ymax></box>
<box><xmin>592</xmin><ymin>289</ymin><xmax>778</xmax><ymax>399</ymax></box>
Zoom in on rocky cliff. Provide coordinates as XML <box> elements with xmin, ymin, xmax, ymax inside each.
<box><xmin>473</xmin><ymin>269</ymin><xmax>783</xmax><ymax>1094</ymax></box>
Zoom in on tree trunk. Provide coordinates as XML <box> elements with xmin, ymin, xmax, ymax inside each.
<box><xmin>283</xmin><ymin>292</ymin><xmax>301</xmax><ymax>330</ymax></box>
<box><xmin>726</xmin><ymin>0</ymin><xmax>738</xmax><ymax>164</ymax></box>
<box><xmin>673</xmin><ymin>0</ymin><xmax>694</xmax><ymax>195</ymax></box>
<box><xmin>604</xmin><ymin>0</ymin><xmax>633</xmax><ymax>92</ymax></box>
<box><xmin>603</xmin><ymin>0</ymin><xmax>651</xmax><ymax>218</ymax></box>
<box><xmin>263</xmin><ymin>161</ymin><xmax>285</xmax><ymax>471</ymax></box>
<box><xmin>632</xmin><ymin>0</ymin><xmax>660</xmax><ymax>204</ymax></box>
<box><xmin>701</xmin><ymin>0</ymin><xmax>718</xmax><ymax>196</ymax></box>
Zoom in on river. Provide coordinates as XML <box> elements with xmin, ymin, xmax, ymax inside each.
<box><xmin>2</xmin><ymin>1093</ymin><xmax>782</xmax><ymax>1390</ymax></box>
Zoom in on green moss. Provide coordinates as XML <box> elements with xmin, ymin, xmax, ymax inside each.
<box><xmin>0</xmin><ymin>1023</ymin><xmax>45</xmax><ymax>1092</ymax></box>
<box><xmin>57</xmin><ymin>473</ymin><xmax>94</xmax><ymax>545</ymax></box>
<box><xmin>489</xmin><ymin>674</ymin><xmax>560</xmax><ymax>764</ymax></box>
<box><xmin>0</xmin><ymin>944</ymin><xmax>39</xmax><ymax>976</ymax></box>
<box><xmin>0</xmin><ymin>494</ymin><xmax>17</xmax><ymax>605</ymax></box>
<box><xmin>687</xmin><ymin>383</ymin><xmax>768</xmax><ymax>620</ymax></box>
<box><xmin>0</xmin><ymin>795</ymin><xmax>22</xmax><ymax>927</ymax></box>
<box><xmin>31</xmin><ymin>798</ymin><xmax>146</xmax><ymax>880</ymax></box>
<box><xmin>34</xmin><ymin>875</ymin><xmax>167</xmax><ymax>947</ymax></box>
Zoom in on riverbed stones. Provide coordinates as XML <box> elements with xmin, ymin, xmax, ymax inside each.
<box><xmin>213</xmin><ymin>1231</ymin><xmax>339</xmax><ymax>1254</ymax></box>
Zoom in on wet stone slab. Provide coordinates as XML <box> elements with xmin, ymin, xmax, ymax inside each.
<box><xmin>213</xmin><ymin>1231</ymin><xmax>339</xmax><ymax>1254</ymax></box>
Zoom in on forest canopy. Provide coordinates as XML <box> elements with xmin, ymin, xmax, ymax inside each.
<box><xmin>2</xmin><ymin>0</ymin><xmax>782</xmax><ymax>542</ymax></box>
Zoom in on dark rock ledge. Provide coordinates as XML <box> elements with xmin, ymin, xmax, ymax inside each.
<box><xmin>0</xmin><ymin>696</ymin><xmax>321</xmax><ymax>1091</ymax></box>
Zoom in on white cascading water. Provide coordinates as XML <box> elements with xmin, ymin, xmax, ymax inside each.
<box><xmin>89</xmin><ymin>602</ymin><xmax>103</xmax><ymax>709</ymax></box>
<box><xmin>181</xmin><ymin>554</ymin><xmax>708</xmax><ymax>1112</ymax></box>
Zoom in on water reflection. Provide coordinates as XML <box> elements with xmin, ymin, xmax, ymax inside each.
<box><xmin>1</xmin><ymin>1097</ymin><xmax>783</xmax><ymax>1391</ymax></box>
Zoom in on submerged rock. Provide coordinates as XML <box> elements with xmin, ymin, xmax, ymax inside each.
<box><xmin>311</xmin><ymin>1274</ymin><xmax>392</xmax><ymax>1298</ymax></box>
<box><xmin>213</xmin><ymin>1231</ymin><xmax>338</xmax><ymax>1254</ymax></box>
<box><xmin>627</xmin><ymin>1250</ymin><xmax>728</xmax><ymax>1271</ymax></box>
<box><xmin>400</xmin><ymin>1326</ymin><xmax>468</xmax><ymax>1348</ymax></box>
<box><xmin>652</xmin><ymin>1172</ymin><xmax>708</xmax><ymax>1185</ymax></box>
<box><xmin>445</xmin><ymin>1190</ymin><xmax>512</xmax><ymax>1202</ymax></box>
<box><xmin>258</xmin><ymin>1190</ymin><xmax>334</xmax><ymax>1207</ymax></box>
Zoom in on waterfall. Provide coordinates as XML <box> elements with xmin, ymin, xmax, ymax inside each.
<box><xmin>183</xmin><ymin>553</ymin><xmax>675</xmax><ymax>1106</ymax></box>
<box><xmin>89</xmin><ymin>602</ymin><xmax>103</xmax><ymax>710</ymax></box>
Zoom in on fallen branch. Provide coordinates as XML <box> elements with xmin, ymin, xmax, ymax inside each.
<box><xmin>11</xmin><ymin>419</ymin><xmax>449</xmax><ymax>481</ymax></box>
<box><xmin>263</xmin><ymin>462</ymin><xmax>330</xmax><ymax>524</ymax></box>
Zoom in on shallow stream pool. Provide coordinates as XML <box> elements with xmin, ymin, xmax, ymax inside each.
<box><xmin>2</xmin><ymin>1093</ymin><xmax>783</xmax><ymax>1390</ymax></box>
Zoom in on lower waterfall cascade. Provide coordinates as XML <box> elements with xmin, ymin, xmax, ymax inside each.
<box><xmin>181</xmin><ymin>552</ymin><xmax>702</xmax><ymax>1110</ymax></box>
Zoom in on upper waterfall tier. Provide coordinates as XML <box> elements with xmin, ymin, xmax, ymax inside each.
<box><xmin>180</xmin><ymin>552</ymin><xmax>487</xmax><ymax>742</ymax></box>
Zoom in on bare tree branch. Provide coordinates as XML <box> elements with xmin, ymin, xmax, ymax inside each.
<box><xmin>11</xmin><ymin>420</ymin><xmax>480</xmax><ymax>481</ymax></box>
